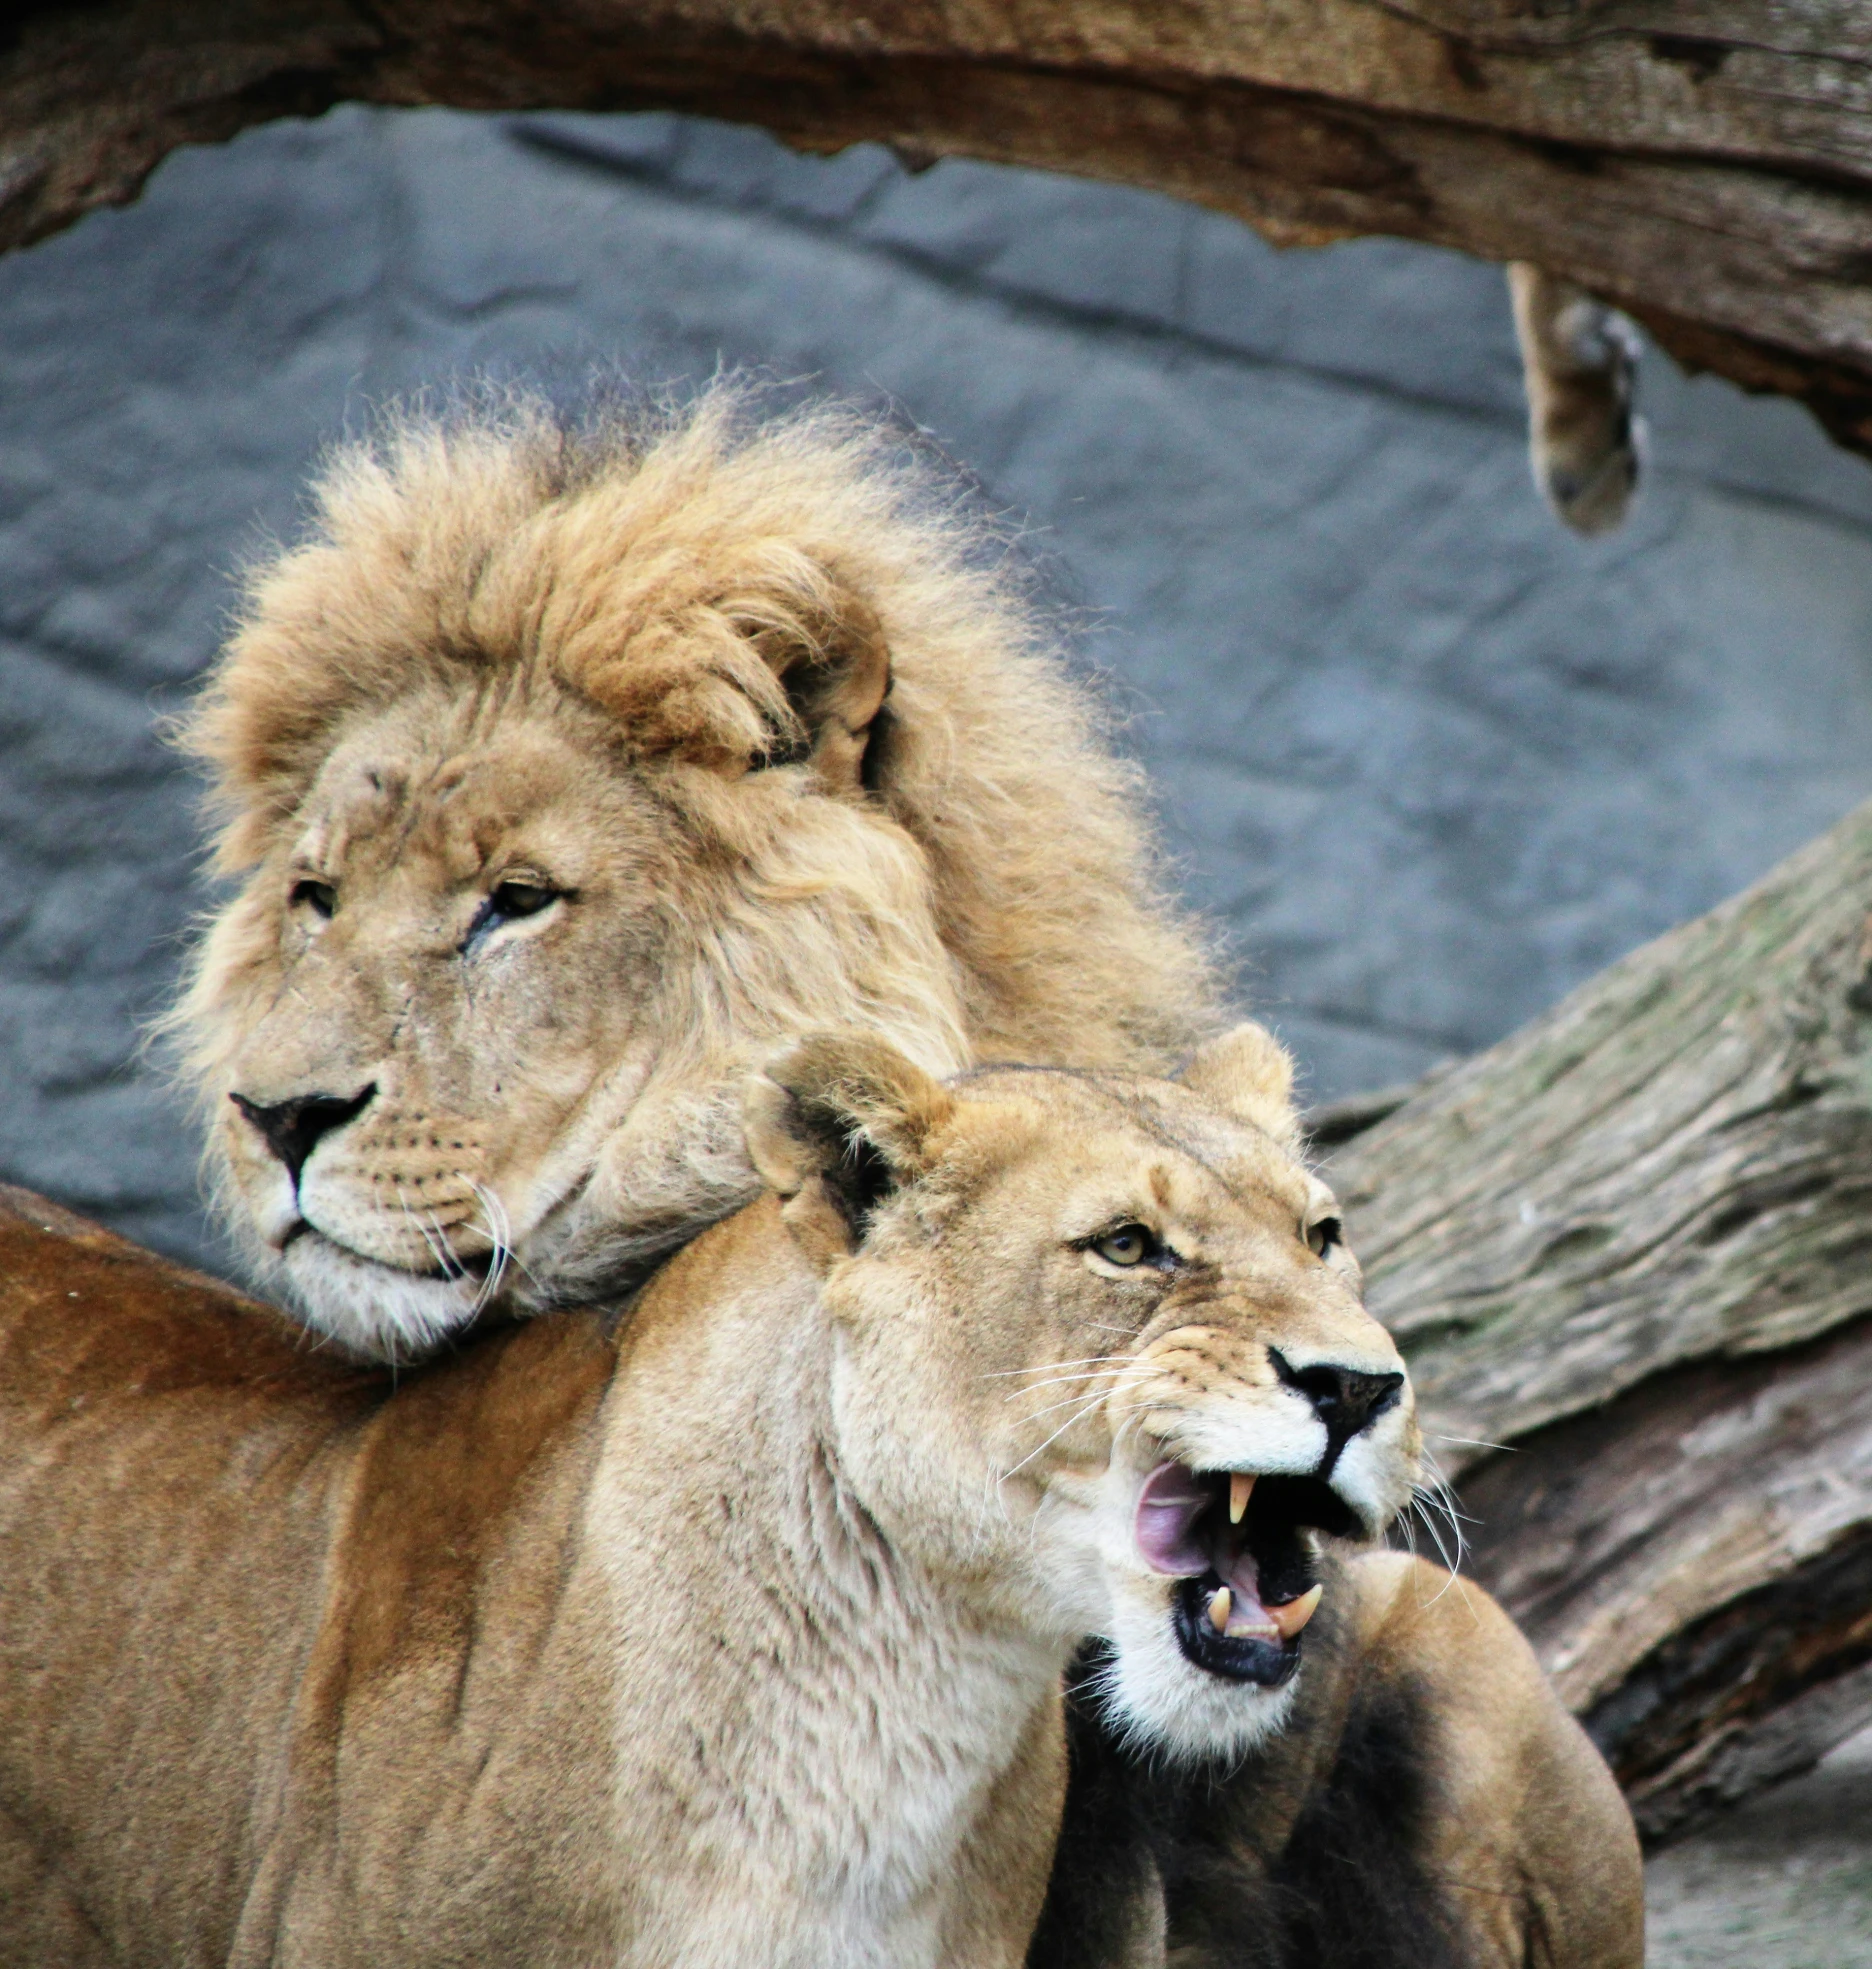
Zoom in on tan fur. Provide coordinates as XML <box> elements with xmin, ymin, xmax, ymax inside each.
<box><xmin>167</xmin><ymin>385</ymin><xmax>1224</xmax><ymax>1359</ymax></box>
<box><xmin>1055</xmin><ymin>1551</ymin><xmax>1643</xmax><ymax>1969</ymax></box>
<box><xmin>1034</xmin><ymin>1573</ymin><xmax>1640</xmax><ymax>1969</ymax></box>
<box><xmin>0</xmin><ymin>1026</ymin><xmax>1418</xmax><ymax>1966</ymax></box>
<box><xmin>1509</xmin><ymin>262</ymin><xmax>1643</xmax><ymax>537</ymax></box>
<box><xmin>1352</xmin><ymin>1554</ymin><xmax>1644</xmax><ymax>1967</ymax></box>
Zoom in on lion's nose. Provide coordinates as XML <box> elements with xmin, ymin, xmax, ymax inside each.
<box><xmin>1268</xmin><ymin>1348</ymin><xmax>1404</xmax><ymax>1470</ymax></box>
<box><xmin>229</xmin><ymin>1085</ymin><xmax>376</xmax><ymax>1187</ymax></box>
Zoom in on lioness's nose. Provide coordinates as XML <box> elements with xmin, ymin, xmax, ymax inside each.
<box><xmin>230</xmin><ymin>1085</ymin><xmax>376</xmax><ymax>1186</ymax></box>
<box><xmin>1268</xmin><ymin>1349</ymin><xmax>1404</xmax><ymax>1466</ymax></box>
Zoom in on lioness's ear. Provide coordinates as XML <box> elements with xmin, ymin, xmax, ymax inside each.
<box><xmin>744</xmin><ymin>1032</ymin><xmax>954</xmax><ymax>1269</ymax></box>
<box><xmin>1177</xmin><ymin>1023</ymin><xmax>1301</xmax><ymax>1151</ymax></box>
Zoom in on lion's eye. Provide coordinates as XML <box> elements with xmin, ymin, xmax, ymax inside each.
<box><xmin>489</xmin><ymin>880</ymin><xmax>558</xmax><ymax>922</ymax></box>
<box><xmin>291</xmin><ymin>879</ymin><xmax>336</xmax><ymax>919</ymax></box>
<box><xmin>1307</xmin><ymin>1216</ymin><xmax>1343</xmax><ymax>1258</ymax></box>
<box><xmin>462</xmin><ymin>878</ymin><xmax>565</xmax><ymax>954</ymax></box>
<box><xmin>1092</xmin><ymin>1224</ymin><xmax>1160</xmax><ymax>1269</ymax></box>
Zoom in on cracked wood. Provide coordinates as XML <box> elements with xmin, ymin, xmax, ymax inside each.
<box><xmin>4</xmin><ymin>0</ymin><xmax>1872</xmax><ymax>452</ymax></box>
<box><xmin>1330</xmin><ymin>795</ymin><xmax>1872</xmax><ymax>1836</ymax></box>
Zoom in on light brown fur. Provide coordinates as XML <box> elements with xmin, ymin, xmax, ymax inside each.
<box><xmin>1509</xmin><ymin>263</ymin><xmax>1643</xmax><ymax>538</ymax></box>
<box><xmin>1033</xmin><ymin>1457</ymin><xmax>1640</xmax><ymax>1961</ymax></box>
<box><xmin>1141</xmin><ymin>1552</ymin><xmax>1644</xmax><ymax>1967</ymax></box>
<box><xmin>168</xmin><ymin>385</ymin><xmax>1223</xmax><ymax>1358</ymax></box>
<box><xmin>1353</xmin><ymin>1554</ymin><xmax>1644</xmax><ymax>1967</ymax></box>
<box><xmin>0</xmin><ymin>1027</ymin><xmax>1419</xmax><ymax>1967</ymax></box>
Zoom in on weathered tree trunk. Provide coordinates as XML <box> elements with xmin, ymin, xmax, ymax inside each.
<box><xmin>1322</xmin><ymin>796</ymin><xmax>1872</xmax><ymax>1840</ymax></box>
<box><xmin>5</xmin><ymin>1</ymin><xmax>1872</xmax><ymax>456</ymax></box>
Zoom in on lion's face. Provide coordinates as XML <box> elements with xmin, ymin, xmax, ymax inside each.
<box><xmin>748</xmin><ymin>1024</ymin><xmax>1422</xmax><ymax>1764</ymax></box>
<box><xmin>197</xmin><ymin>675</ymin><xmax>968</xmax><ymax>1357</ymax></box>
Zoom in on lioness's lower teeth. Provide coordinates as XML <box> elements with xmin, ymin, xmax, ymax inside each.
<box><xmin>1207</xmin><ymin>1586</ymin><xmax>1231</xmax><ymax>1633</ymax></box>
<box><xmin>1223</xmin><ymin>1612</ymin><xmax>1280</xmax><ymax>1641</ymax></box>
<box><xmin>1268</xmin><ymin>1583</ymin><xmax>1324</xmax><ymax>1639</ymax></box>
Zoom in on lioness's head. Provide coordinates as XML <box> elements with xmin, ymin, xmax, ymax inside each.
<box><xmin>172</xmin><ymin>388</ymin><xmax>1220</xmax><ymax>1358</ymax></box>
<box><xmin>746</xmin><ymin>1021</ymin><xmax>1420</xmax><ymax>1760</ymax></box>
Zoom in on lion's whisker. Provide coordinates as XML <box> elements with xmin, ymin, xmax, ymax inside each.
<box><xmin>465</xmin><ymin>1180</ymin><xmax>519</xmax><ymax>1312</ymax></box>
<box><xmin>395</xmin><ymin>1189</ymin><xmax>462</xmax><ymax>1280</ymax></box>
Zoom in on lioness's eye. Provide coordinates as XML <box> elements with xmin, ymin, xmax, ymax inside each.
<box><xmin>290</xmin><ymin>879</ymin><xmax>336</xmax><ymax>919</ymax></box>
<box><xmin>1093</xmin><ymin>1224</ymin><xmax>1159</xmax><ymax>1268</ymax></box>
<box><xmin>1307</xmin><ymin>1216</ymin><xmax>1343</xmax><ymax>1258</ymax></box>
<box><xmin>489</xmin><ymin>881</ymin><xmax>558</xmax><ymax>921</ymax></box>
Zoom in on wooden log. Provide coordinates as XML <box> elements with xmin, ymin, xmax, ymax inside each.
<box><xmin>1326</xmin><ymin>796</ymin><xmax>1872</xmax><ymax>1839</ymax></box>
<box><xmin>5</xmin><ymin>1</ymin><xmax>1872</xmax><ymax>455</ymax></box>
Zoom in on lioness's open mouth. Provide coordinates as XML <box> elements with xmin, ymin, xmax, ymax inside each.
<box><xmin>1136</xmin><ymin>1461</ymin><xmax>1360</xmax><ymax>1686</ymax></box>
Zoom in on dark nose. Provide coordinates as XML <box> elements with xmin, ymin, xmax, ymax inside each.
<box><xmin>229</xmin><ymin>1085</ymin><xmax>375</xmax><ymax>1187</ymax></box>
<box><xmin>1268</xmin><ymin>1348</ymin><xmax>1404</xmax><ymax>1471</ymax></box>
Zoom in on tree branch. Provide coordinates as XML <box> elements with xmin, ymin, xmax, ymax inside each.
<box><xmin>5</xmin><ymin>1</ymin><xmax>1872</xmax><ymax>453</ymax></box>
<box><xmin>1329</xmin><ymin>796</ymin><xmax>1872</xmax><ymax>1837</ymax></box>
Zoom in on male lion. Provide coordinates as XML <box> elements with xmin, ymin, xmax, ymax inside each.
<box><xmin>172</xmin><ymin>385</ymin><xmax>1220</xmax><ymax>1359</ymax></box>
<box><xmin>0</xmin><ymin>1026</ymin><xmax>1422</xmax><ymax>1967</ymax></box>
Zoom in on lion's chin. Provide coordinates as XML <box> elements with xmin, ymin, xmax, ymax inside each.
<box><xmin>277</xmin><ymin>1229</ymin><xmax>488</xmax><ymax>1361</ymax></box>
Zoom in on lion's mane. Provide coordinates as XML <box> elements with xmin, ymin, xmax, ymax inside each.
<box><xmin>169</xmin><ymin>382</ymin><xmax>1226</xmax><ymax>1351</ymax></box>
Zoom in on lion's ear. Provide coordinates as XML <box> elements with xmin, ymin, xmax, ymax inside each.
<box><xmin>1177</xmin><ymin>1023</ymin><xmax>1301</xmax><ymax>1151</ymax></box>
<box><xmin>744</xmin><ymin>1032</ymin><xmax>954</xmax><ymax>1269</ymax></box>
<box><xmin>749</xmin><ymin>589</ymin><xmax>893</xmax><ymax>797</ymax></box>
<box><xmin>567</xmin><ymin>575</ymin><xmax>893</xmax><ymax>794</ymax></box>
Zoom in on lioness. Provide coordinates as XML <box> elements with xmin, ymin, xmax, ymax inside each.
<box><xmin>0</xmin><ymin>1026</ymin><xmax>1419</xmax><ymax>1967</ymax></box>
<box><xmin>172</xmin><ymin>384</ymin><xmax>1219</xmax><ymax>1360</ymax></box>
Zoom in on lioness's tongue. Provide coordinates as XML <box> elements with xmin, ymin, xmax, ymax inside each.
<box><xmin>1135</xmin><ymin>1462</ymin><xmax>1213</xmax><ymax>1576</ymax></box>
<box><xmin>1135</xmin><ymin>1461</ymin><xmax>1323</xmax><ymax>1643</ymax></box>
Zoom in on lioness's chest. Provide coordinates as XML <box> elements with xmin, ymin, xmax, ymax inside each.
<box><xmin>614</xmin><ymin>1623</ymin><xmax>1049</xmax><ymax>1965</ymax></box>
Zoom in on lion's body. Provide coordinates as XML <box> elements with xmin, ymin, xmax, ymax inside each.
<box><xmin>172</xmin><ymin>387</ymin><xmax>1220</xmax><ymax>1359</ymax></box>
<box><xmin>0</xmin><ymin>1031</ymin><xmax>1421</xmax><ymax>1967</ymax></box>
<box><xmin>63</xmin><ymin>386</ymin><xmax>1642</xmax><ymax>1964</ymax></box>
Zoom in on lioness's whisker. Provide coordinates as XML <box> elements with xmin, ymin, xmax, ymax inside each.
<box><xmin>985</xmin><ymin>1354</ymin><xmax>1139</xmax><ymax>1380</ymax></box>
<box><xmin>1011</xmin><ymin>1377</ymin><xmax>1152</xmax><ymax>1422</ymax></box>
<box><xmin>1404</xmin><ymin>1450</ymin><xmax>1470</xmax><ymax>1581</ymax></box>
<box><xmin>999</xmin><ymin>1390</ymin><xmax>1116</xmax><ymax>1482</ymax></box>
<box><xmin>1000</xmin><ymin>1365</ymin><xmax>1149</xmax><ymax>1403</ymax></box>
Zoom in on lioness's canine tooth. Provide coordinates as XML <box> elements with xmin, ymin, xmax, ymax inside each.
<box><xmin>1229</xmin><ymin>1472</ymin><xmax>1254</xmax><ymax>1524</ymax></box>
<box><xmin>1268</xmin><ymin>1583</ymin><xmax>1323</xmax><ymax>1639</ymax></box>
<box><xmin>1207</xmin><ymin>1586</ymin><xmax>1231</xmax><ymax>1633</ymax></box>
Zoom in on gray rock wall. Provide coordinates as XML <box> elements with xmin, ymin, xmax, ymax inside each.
<box><xmin>6</xmin><ymin>104</ymin><xmax>1872</xmax><ymax>1270</ymax></box>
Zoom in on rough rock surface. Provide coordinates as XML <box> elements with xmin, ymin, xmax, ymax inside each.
<box><xmin>1647</xmin><ymin>1724</ymin><xmax>1872</xmax><ymax>1968</ymax></box>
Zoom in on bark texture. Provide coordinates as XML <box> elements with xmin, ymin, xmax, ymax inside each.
<box><xmin>1327</xmin><ymin>796</ymin><xmax>1872</xmax><ymax>1840</ymax></box>
<box><xmin>5</xmin><ymin>1</ymin><xmax>1872</xmax><ymax>454</ymax></box>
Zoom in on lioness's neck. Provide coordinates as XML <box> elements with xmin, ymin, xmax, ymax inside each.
<box><xmin>586</xmin><ymin>1199</ymin><xmax>1064</xmax><ymax>1966</ymax></box>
